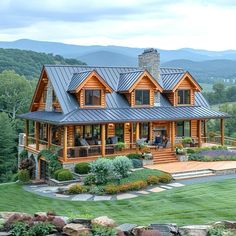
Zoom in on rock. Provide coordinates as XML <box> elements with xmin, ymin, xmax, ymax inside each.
<box><xmin>117</xmin><ymin>223</ymin><xmax>138</xmax><ymax>234</ymax></box>
<box><xmin>0</xmin><ymin>212</ymin><xmax>31</xmax><ymax>221</ymax></box>
<box><xmin>69</xmin><ymin>218</ymin><xmax>91</xmax><ymax>225</ymax></box>
<box><xmin>63</xmin><ymin>223</ymin><xmax>90</xmax><ymax>236</ymax></box>
<box><xmin>92</xmin><ymin>216</ymin><xmax>116</xmax><ymax>227</ymax></box>
<box><xmin>213</xmin><ymin>220</ymin><xmax>236</xmax><ymax>229</ymax></box>
<box><xmin>179</xmin><ymin>225</ymin><xmax>210</xmax><ymax>236</ymax></box>
<box><xmin>34</xmin><ymin>212</ymin><xmax>47</xmax><ymax>217</ymax></box>
<box><xmin>149</xmin><ymin>223</ymin><xmax>179</xmax><ymax>235</ymax></box>
<box><xmin>132</xmin><ymin>227</ymin><xmax>162</xmax><ymax>236</ymax></box>
<box><xmin>0</xmin><ymin>232</ymin><xmax>11</xmax><ymax>236</ymax></box>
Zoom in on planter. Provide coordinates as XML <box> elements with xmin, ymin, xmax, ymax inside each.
<box><xmin>177</xmin><ymin>155</ymin><xmax>188</xmax><ymax>162</ymax></box>
<box><xmin>142</xmin><ymin>159</ymin><xmax>154</xmax><ymax>165</ymax></box>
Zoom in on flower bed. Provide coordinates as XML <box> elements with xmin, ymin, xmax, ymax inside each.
<box><xmin>188</xmin><ymin>147</ymin><xmax>236</xmax><ymax>161</ymax></box>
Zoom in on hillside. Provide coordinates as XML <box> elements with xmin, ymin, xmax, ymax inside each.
<box><xmin>0</xmin><ymin>48</ymin><xmax>85</xmax><ymax>80</ymax></box>
<box><xmin>162</xmin><ymin>59</ymin><xmax>236</xmax><ymax>83</ymax></box>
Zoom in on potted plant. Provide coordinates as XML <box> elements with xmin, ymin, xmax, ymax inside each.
<box><xmin>115</xmin><ymin>142</ymin><xmax>126</xmax><ymax>151</ymax></box>
<box><xmin>136</xmin><ymin>139</ymin><xmax>153</xmax><ymax>165</ymax></box>
<box><xmin>182</xmin><ymin>137</ymin><xmax>193</xmax><ymax>147</ymax></box>
<box><xmin>176</xmin><ymin>147</ymin><xmax>188</xmax><ymax>162</ymax></box>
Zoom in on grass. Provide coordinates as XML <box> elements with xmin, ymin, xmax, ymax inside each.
<box><xmin>0</xmin><ymin>178</ymin><xmax>236</xmax><ymax>226</ymax></box>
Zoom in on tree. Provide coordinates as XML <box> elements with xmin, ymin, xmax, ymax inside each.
<box><xmin>0</xmin><ymin>112</ymin><xmax>17</xmax><ymax>182</ymax></box>
<box><xmin>0</xmin><ymin>70</ymin><xmax>36</xmax><ymax>119</ymax></box>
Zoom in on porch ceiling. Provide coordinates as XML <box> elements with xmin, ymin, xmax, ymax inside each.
<box><xmin>18</xmin><ymin>106</ymin><xmax>229</xmax><ymax>125</ymax></box>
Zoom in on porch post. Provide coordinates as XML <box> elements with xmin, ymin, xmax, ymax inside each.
<box><xmin>204</xmin><ymin>120</ymin><xmax>207</xmax><ymax>143</ymax></box>
<box><xmin>136</xmin><ymin>122</ymin><xmax>140</xmax><ymax>141</ymax></box>
<box><xmin>25</xmin><ymin>120</ymin><xmax>29</xmax><ymax>146</ymax></box>
<box><xmin>149</xmin><ymin>122</ymin><xmax>153</xmax><ymax>142</ymax></box>
<box><xmin>47</xmin><ymin>124</ymin><xmax>52</xmax><ymax>148</ymax></box>
<box><xmin>171</xmin><ymin>121</ymin><xmax>175</xmax><ymax>151</ymax></box>
<box><xmin>101</xmin><ymin>124</ymin><xmax>106</xmax><ymax>157</ymax></box>
<box><xmin>35</xmin><ymin>122</ymin><xmax>39</xmax><ymax>150</ymax></box>
<box><xmin>63</xmin><ymin>126</ymin><xmax>68</xmax><ymax>162</ymax></box>
<box><xmin>198</xmin><ymin>120</ymin><xmax>202</xmax><ymax>147</ymax></box>
<box><xmin>221</xmin><ymin>119</ymin><xmax>224</xmax><ymax>146</ymax></box>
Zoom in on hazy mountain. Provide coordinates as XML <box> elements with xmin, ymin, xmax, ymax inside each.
<box><xmin>1</xmin><ymin>39</ymin><xmax>236</xmax><ymax>66</ymax></box>
<box><xmin>162</xmin><ymin>59</ymin><xmax>236</xmax><ymax>83</ymax></box>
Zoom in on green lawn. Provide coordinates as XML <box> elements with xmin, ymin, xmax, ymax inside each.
<box><xmin>0</xmin><ymin>179</ymin><xmax>236</xmax><ymax>226</ymax></box>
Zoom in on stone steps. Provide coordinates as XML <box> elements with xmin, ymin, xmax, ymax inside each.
<box><xmin>151</xmin><ymin>149</ymin><xmax>178</xmax><ymax>164</ymax></box>
<box><xmin>172</xmin><ymin>169</ymin><xmax>215</xmax><ymax>180</ymax></box>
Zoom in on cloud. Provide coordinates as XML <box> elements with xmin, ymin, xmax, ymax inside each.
<box><xmin>0</xmin><ymin>0</ymin><xmax>235</xmax><ymax>50</ymax></box>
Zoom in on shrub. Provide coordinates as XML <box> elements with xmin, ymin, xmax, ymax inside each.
<box><xmin>113</xmin><ymin>156</ymin><xmax>133</xmax><ymax>178</ymax></box>
<box><xmin>125</xmin><ymin>180</ymin><xmax>147</xmax><ymax>191</ymax></box>
<box><xmin>68</xmin><ymin>184</ymin><xmax>87</xmax><ymax>194</ymax></box>
<box><xmin>57</xmin><ymin>169</ymin><xmax>73</xmax><ymax>181</ymax></box>
<box><xmin>53</xmin><ymin>169</ymin><xmax>63</xmax><ymax>180</ymax></box>
<box><xmin>126</xmin><ymin>153</ymin><xmax>143</xmax><ymax>159</ymax></box>
<box><xmin>28</xmin><ymin>222</ymin><xmax>55</xmax><ymax>236</ymax></box>
<box><xmin>159</xmin><ymin>174</ymin><xmax>172</xmax><ymax>183</ymax></box>
<box><xmin>84</xmin><ymin>174</ymin><xmax>96</xmax><ymax>186</ymax></box>
<box><xmin>11</xmin><ymin>222</ymin><xmax>28</xmax><ymax>236</ymax></box>
<box><xmin>182</xmin><ymin>137</ymin><xmax>192</xmax><ymax>144</ymax></box>
<box><xmin>115</xmin><ymin>142</ymin><xmax>126</xmax><ymax>150</ymax></box>
<box><xmin>75</xmin><ymin>162</ymin><xmax>91</xmax><ymax>174</ymax></box>
<box><xmin>186</xmin><ymin>148</ymin><xmax>196</xmax><ymax>154</ymax></box>
<box><xmin>104</xmin><ymin>184</ymin><xmax>120</xmax><ymax>195</ymax></box>
<box><xmin>11</xmin><ymin>173</ymin><xmax>19</xmax><ymax>182</ymax></box>
<box><xmin>147</xmin><ymin>175</ymin><xmax>159</xmax><ymax>185</ymax></box>
<box><xmin>89</xmin><ymin>186</ymin><xmax>104</xmax><ymax>195</ymax></box>
<box><xmin>91</xmin><ymin>223</ymin><xmax>117</xmax><ymax>236</ymax></box>
<box><xmin>131</xmin><ymin>159</ymin><xmax>143</xmax><ymax>168</ymax></box>
<box><xmin>90</xmin><ymin>158</ymin><xmax>114</xmax><ymax>184</ymax></box>
<box><xmin>19</xmin><ymin>149</ymin><xmax>28</xmax><ymax>159</ymax></box>
<box><xmin>18</xmin><ymin>169</ymin><xmax>30</xmax><ymax>183</ymax></box>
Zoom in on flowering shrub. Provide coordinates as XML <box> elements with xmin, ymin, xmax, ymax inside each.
<box><xmin>159</xmin><ymin>174</ymin><xmax>173</xmax><ymax>183</ymax></box>
<box><xmin>112</xmin><ymin>156</ymin><xmax>133</xmax><ymax>178</ymax></box>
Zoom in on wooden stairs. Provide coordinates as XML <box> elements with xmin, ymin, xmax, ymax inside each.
<box><xmin>151</xmin><ymin>148</ymin><xmax>178</xmax><ymax>164</ymax></box>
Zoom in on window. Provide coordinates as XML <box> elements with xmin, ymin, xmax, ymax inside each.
<box><xmin>177</xmin><ymin>90</ymin><xmax>190</xmax><ymax>105</ymax></box>
<box><xmin>135</xmin><ymin>90</ymin><xmax>150</xmax><ymax>105</ymax></box>
<box><xmin>115</xmin><ymin>124</ymin><xmax>124</xmax><ymax>142</ymax></box>
<box><xmin>140</xmin><ymin>122</ymin><xmax>149</xmax><ymax>139</ymax></box>
<box><xmin>176</xmin><ymin>121</ymin><xmax>191</xmax><ymax>137</ymax></box>
<box><xmin>85</xmin><ymin>90</ymin><xmax>101</xmax><ymax>106</ymax></box>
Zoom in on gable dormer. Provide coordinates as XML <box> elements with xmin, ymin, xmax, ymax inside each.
<box><xmin>30</xmin><ymin>68</ymin><xmax>62</xmax><ymax>112</ymax></box>
<box><xmin>67</xmin><ymin>70</ymin><xmax>112</xmax><ymax>108</ymax></box>
<box><xmin>162</xmin><ymin>71</ymin><xmax>202</xmax><ymax>106</ymax></box>
<box><xmin>117</xmin><ymin>70</ymin><xmax>163</xmax><ymax>107</ymax></box>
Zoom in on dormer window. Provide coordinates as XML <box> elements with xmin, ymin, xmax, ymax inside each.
<box><xmin>135</xmin><ymin>90</ymin><xmax>150</xmax><ymax>105</ymax></box>
<box><xmin>85</xmin><ymin>89</ymin><xmax>101</xmax><ymax>106</ymax></box>
<box><xmin>178</xmin><ymin>89</ymin><xmax>190</xmax><ymax>105</ymax></box>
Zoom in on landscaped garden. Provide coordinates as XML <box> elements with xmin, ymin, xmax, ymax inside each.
<box><xmin>0</xmin><ymin>178</ymin><xmax>236</xmax><ymax>226</ymax></box>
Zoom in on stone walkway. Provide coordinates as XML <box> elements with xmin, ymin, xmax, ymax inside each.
<box><xmin>24</xmin><ymin>182</ymin><xmax>185</xmax><ymax>201</ymax></box>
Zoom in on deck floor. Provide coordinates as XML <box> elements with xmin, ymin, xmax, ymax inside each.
<box><xmin>147</xmin><ymin>161</ymin><xmax>236</xmax><ymax>173</ymax></box>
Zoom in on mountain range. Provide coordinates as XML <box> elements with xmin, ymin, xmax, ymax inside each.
<box><xmin>1</xmin><ymin>39</ymin><xmax>236</xmax><ymax>82</ymax></box>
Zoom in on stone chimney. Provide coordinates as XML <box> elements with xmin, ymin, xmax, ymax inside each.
<box><xmin>45</xmin><ymin>80</ymin><xmax>53</xmax><ymax>111</ymax></box>
<box><xmin>138</xmin><ymin>48</ymin><xmax>160</xmax><ymax>81</ymax></box>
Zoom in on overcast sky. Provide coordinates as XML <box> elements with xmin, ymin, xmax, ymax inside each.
<box><xmin>0</xmin><ymin>0</ymin><xmax>235</xmax><ymax>50</ymax></box>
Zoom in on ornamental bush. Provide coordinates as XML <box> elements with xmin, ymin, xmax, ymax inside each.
<box><xmin>53</xmin><ymin>169</ymin><xmax>63</xmax><ymax>180</ymax></box>
<box><xmin>126</xmin><ymin>153</ymin><xmax>143</xmax><ymax>159</ymax></box>
<box><xmin>68</xmin><ymin>184</ymin><xmax>87</xmax><ymax>194</ymax></box>
<box><xmin>131</xmin><ymin>159</ymin><xmax>143</xmax><ymax>168</ymax></box>
<box><xmin>159</xmin><ymin>174</ymin><xmax>173</xmax><ymax>183</ymax></box>
<box><xmin>90</xmin><ymin>158</ymin><xmax>114</xmax><ymax>184</ymax></box>
<box><xmin>84</xmin><ymin>174</ymin><xmax>96</xmax><ymax>186</ymax></box>
<box><xmin>18</xmin><ymin>169</ymin><xmax>30</xmax><ymax>183</ymax></box>
<box><xmin>57</xmin><ymin>169</ymin><xmax>73</xmax><ymax>181</ymax></box>
<box><xmin>147</xmin><ymin>175</ymin><xmax>160</xmax><ymax>185</ymax></box>
<box><xmin>75</xmin><ymin>162</ymin><xmax>91</xmax><ymax>174</ymax></box>
<box><xmin>113</xmin><ymin>156</ymin><xmax>133</xmax><ymax>178</ymax></box>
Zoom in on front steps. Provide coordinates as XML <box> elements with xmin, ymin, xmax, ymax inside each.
<box><xmin>151</xmin><ymin>148</ymin><xmax>178</xmax><ymax>164</ymax></box>
<box><xmin>172</xmin><ymin>169</ymin><xmax>215</xmax><ymax>180</ymax></box>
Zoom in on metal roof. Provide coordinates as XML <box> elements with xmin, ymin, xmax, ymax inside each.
<box><xmin>117</xmin><ymin>70</ymin><xmax>144</xmax><ymax>92</ymax></box>
<box><xmin>161</xmin><ymin>72</ymin><xmax>185</xmax><ymax>91</ymax></box>
<box><xmin>19</xmin><ymin>106</ymin><xmax>229</xmax><ymax>125</ymax></box>
<box><xmin>195</xmin><ymin>92</ymin><xmax>210</xmax><ymax>108</ymax></box>
<box><xmin>67</xmin><ymin>70</ymin><xmax>92</xmax><ymax>92</ymax></box>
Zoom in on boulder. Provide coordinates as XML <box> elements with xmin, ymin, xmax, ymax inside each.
<box><xmin>0</xmin><ymin>212</ymin><xmax>31</xmax><ymax>221</ymax></box>
<box><xmin>149</xmin><ymin>223</ymin><xmax>179</xmax><ymax>235</ymax></box>
<box><xmin>63</xmin><ymin>223</ymin><xmax>90</xmax><ymax>236</ymax></box>
<box><xmin>117</xmin><ymin>223</ymin><xmax>137</xmax><ymax>235</ymax></box>
<box><xmin>179</xmin><ymin>225</ymin><xmax>210</xmax><ymax>236</ymax></box>
<box><xmin>92</xmin><ymin>216</ymin><xmax>116</xmax><ymax>227</ymax></box>
<box><xmin>213</xmin><ymin>220</ymin><xmax>236</xmax><ymax>229</ymax></box>
<box><xmin>69</xmin><ymin>218</ymin><xmax>91</xmax><ymax>226</ymax></box>
<box><xmin>132</xmin><ymin>227</ymin><xmax>162</xmax><ymax>236</ymax></box>
<box><xmin>0</xmin><ymin>232</ymin><xmax>11</xmax><ymax>236</ymax></box>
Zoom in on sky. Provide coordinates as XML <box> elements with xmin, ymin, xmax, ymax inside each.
<box><xmin>0</xmin><ymin>0</ymin><xmax>236</xmax><ymax>50</ymax></box>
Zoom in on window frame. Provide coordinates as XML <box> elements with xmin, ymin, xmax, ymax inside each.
<box><xmin>176</xmin><ymin>121</ymin><xmax>191</xmax><ymax>137</ymax></box>
<box><xmin>177</xmin><ymin>89</ymin><xmax>191</xmax><ymax>105</ymax></box>
<box><xmin>84</xmin><ymin>89</ymin><xmax>101</xmax><ymax>106</ymax></box>
<box><xmin>135</xmin><ymin>89</ymin><xmax>150</xmax><ymax>106</ymax></box>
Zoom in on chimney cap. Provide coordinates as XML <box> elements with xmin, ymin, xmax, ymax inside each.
<box><xmin>143</xmin><ymin>48</ymin><xmax>157</xmax><ymax>54</ymax></box>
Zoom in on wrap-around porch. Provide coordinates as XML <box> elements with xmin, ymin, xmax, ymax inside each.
<box><xmin>24</xmin><ymin>118</ymin><xmax>225</xmax><ymax>163</ymax></box>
